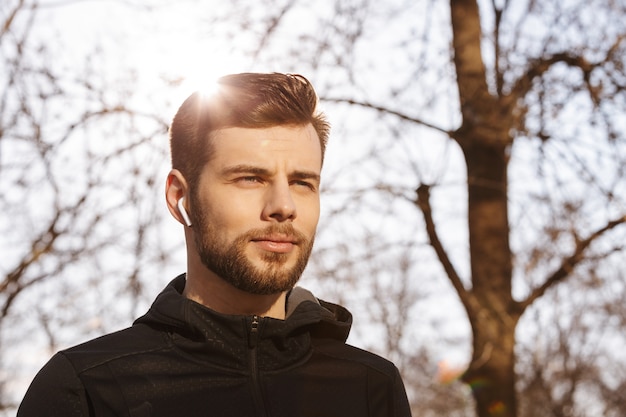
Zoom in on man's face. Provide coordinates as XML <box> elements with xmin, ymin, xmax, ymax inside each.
<box><xmin>189</xmin><ymin>124</ymin><xmax>322</xmax><ymax>295</ymax></box>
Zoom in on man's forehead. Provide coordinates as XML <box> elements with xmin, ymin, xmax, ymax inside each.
<box><xmin>210</xmin><ymin>125</ymin><xmax>322</xmax><ymax>166</ymax></box>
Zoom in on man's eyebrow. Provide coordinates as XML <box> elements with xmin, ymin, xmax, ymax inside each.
<box><xmin>220</xmin><ymin>165</ymin><xmax>271</xmax><ymax>176</ymax></box>
<box><xmin>290</xmin><ymin>170</ymin><xmax>321</xmax><ymax>183</ymax></box>
<box><xmin>220</xmin><ymin>165</ymin><xmax>320</xmax><ymax>182</ymax></box>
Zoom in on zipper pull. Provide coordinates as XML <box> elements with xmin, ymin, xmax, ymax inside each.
<box><xmin>248</xmin><ymin>315</ymin><xmax>260</xmax><ymax>349</ymax></box>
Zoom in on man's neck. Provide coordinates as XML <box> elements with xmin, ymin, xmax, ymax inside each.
<box><xmin>183</xmin><ymin>269</ymin><xmax>287</xmax><ymax>319</ymax></box>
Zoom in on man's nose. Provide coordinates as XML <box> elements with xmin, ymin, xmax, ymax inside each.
<box><xmin>262</xmin><ymin>180</ymin><xmax>297</xmax><ymax>222</ymax></box>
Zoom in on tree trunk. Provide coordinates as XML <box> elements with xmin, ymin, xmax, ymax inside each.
<box><xmin>457</xmin><ymin>131</ymin><xmax>522</xmax><ymax>417</ymax></box>
<box><xmin>449</xmin><ymin>1</ymin><xmax>521</xmax><ymax>416</ymax></box>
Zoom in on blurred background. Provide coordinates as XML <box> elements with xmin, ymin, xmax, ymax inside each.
<box><xmin>2</xmin><ymin>1</ymin><xmax>626</xmax><ymax>416</ymax></box>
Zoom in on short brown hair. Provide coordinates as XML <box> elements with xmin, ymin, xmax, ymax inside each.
<box><xmin>169</xmin><ymin>73</ymin><xmax>330</xmax><ymax>188</ymax></box>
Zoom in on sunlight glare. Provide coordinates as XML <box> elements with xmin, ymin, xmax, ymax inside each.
<box><xmin>184</xmin><ymin>68</ymin><xmax>224</xmax><ymax>98</ymax></box>
<box><xmin>168</xmin><ymin>41</ymin><xmax>252</xmax><ymax>100</ymax></box>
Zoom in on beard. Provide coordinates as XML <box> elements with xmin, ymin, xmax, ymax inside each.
<box><xmin>191</xmin><ymin>203</ymin><xmax>315</xmax><ymax>295</ymax></box>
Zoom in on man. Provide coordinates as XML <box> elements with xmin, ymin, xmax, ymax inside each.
<box><xmin>18</xmin><ymin>73</ymin><xmax>412</xmax><ymax>416</ymax></box>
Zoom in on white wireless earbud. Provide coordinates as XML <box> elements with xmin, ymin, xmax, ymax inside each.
<box><xmin>177</xmin><ymin>197</ymin><xmax>192</xmax><ymax>227</ymax></box>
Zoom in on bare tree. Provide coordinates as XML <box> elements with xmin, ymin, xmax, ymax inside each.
<box><xmin>314</xmin><ymin>1</ymin><xmax>626</xmax><ymax>416</ymax></box>
<box><xmin>0</xmin><ymin>0</ymin><xmax>174</xmax><ymax>411</ymax></box>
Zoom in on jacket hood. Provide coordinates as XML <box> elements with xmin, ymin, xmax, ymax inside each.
<box><xmin>134</xmin><ymin>274</ymin><xmax>352</xmax><ymax>371</ymax></box>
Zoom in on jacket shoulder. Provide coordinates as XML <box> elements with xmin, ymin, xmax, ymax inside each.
<box><xmin>19</xmin><ymin>323</ymin><xmax>169</xmax><ymax>417</ymax></box>
<box><xmin>312</xmin><ymin>337</ymin><xmax>399</xmax><ymax>376</ymax></box>
<box><xmin>62</xmin><ymin>322</ymin><xmax>168</xmax><ymax>373</ymax></box>
<box><xmin>18</xmin><ymin>352</ymin><xmax>89</xmax><ymax>417</ymax></box>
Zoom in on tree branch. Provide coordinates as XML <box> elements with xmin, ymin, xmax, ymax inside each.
<box><xmin>415</xmin><ymin>184</ymin><xmax>472</xmax><ymax>307</ymax></box>
<box><xmin>251</xmin><ymin>0</ymin><xmax>296</xmax><ymax>61</ymax></box>
<box><xmin>1</xmin><ymin>211</ymin><xmax>61</xmax><ymax>294</ymax></box>
<box><xmin>510</xmin><ymin>52</ymin><xmax>595</xmax><ymax>102</ymax></box>
<box><xmin>322</xmin><ymin>97</ymin><xmax>453</xmax><ymax>136</ymax></box>
<box><xmin>0</xmin><ymin>0</ymin><xmax>26</xmax><ymax>40</ymax></box>
<box><xmin>518</xmin><ymin>215</ymin><xmax>626</xmax><ymax>312</ymax></box>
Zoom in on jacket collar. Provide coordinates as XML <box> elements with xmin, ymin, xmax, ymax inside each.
<box><xmin>134</xmin><ymin>274</ymin><xmax>352</xmax><ymax>371</ymax></box>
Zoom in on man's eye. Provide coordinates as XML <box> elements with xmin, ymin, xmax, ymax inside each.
<box><xmin>294</xmin><ymin>181</ymin><xmax>316</xmax><ymax>191</ymax></box>
<box><xmin>237</xmin><ymin>176</ymin><xmax>262</xmax><ymax>184</ymax></box>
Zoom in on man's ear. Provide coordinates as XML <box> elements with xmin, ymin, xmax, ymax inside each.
<box><xmin>165</xmin><ymin>169</ymin><xmax>191</xmax><ymax>226</ymax></box>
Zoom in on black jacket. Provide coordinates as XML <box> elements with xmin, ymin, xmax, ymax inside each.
<box><xmin>18</xmin><ymin>275</ymin><xmax>411</xmax><ymax>416</ymax></box>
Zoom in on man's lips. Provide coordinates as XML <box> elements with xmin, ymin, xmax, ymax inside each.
<box><xmin>251</xmin><ymin>235</ymin><xmax>298</xmax><ymax>253</ymax></box>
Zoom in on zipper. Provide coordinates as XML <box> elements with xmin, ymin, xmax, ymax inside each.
<box><xmin>249</xmin><ymin>315</ymin><xmax>269</xmax><ymax>417</ymax></box>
